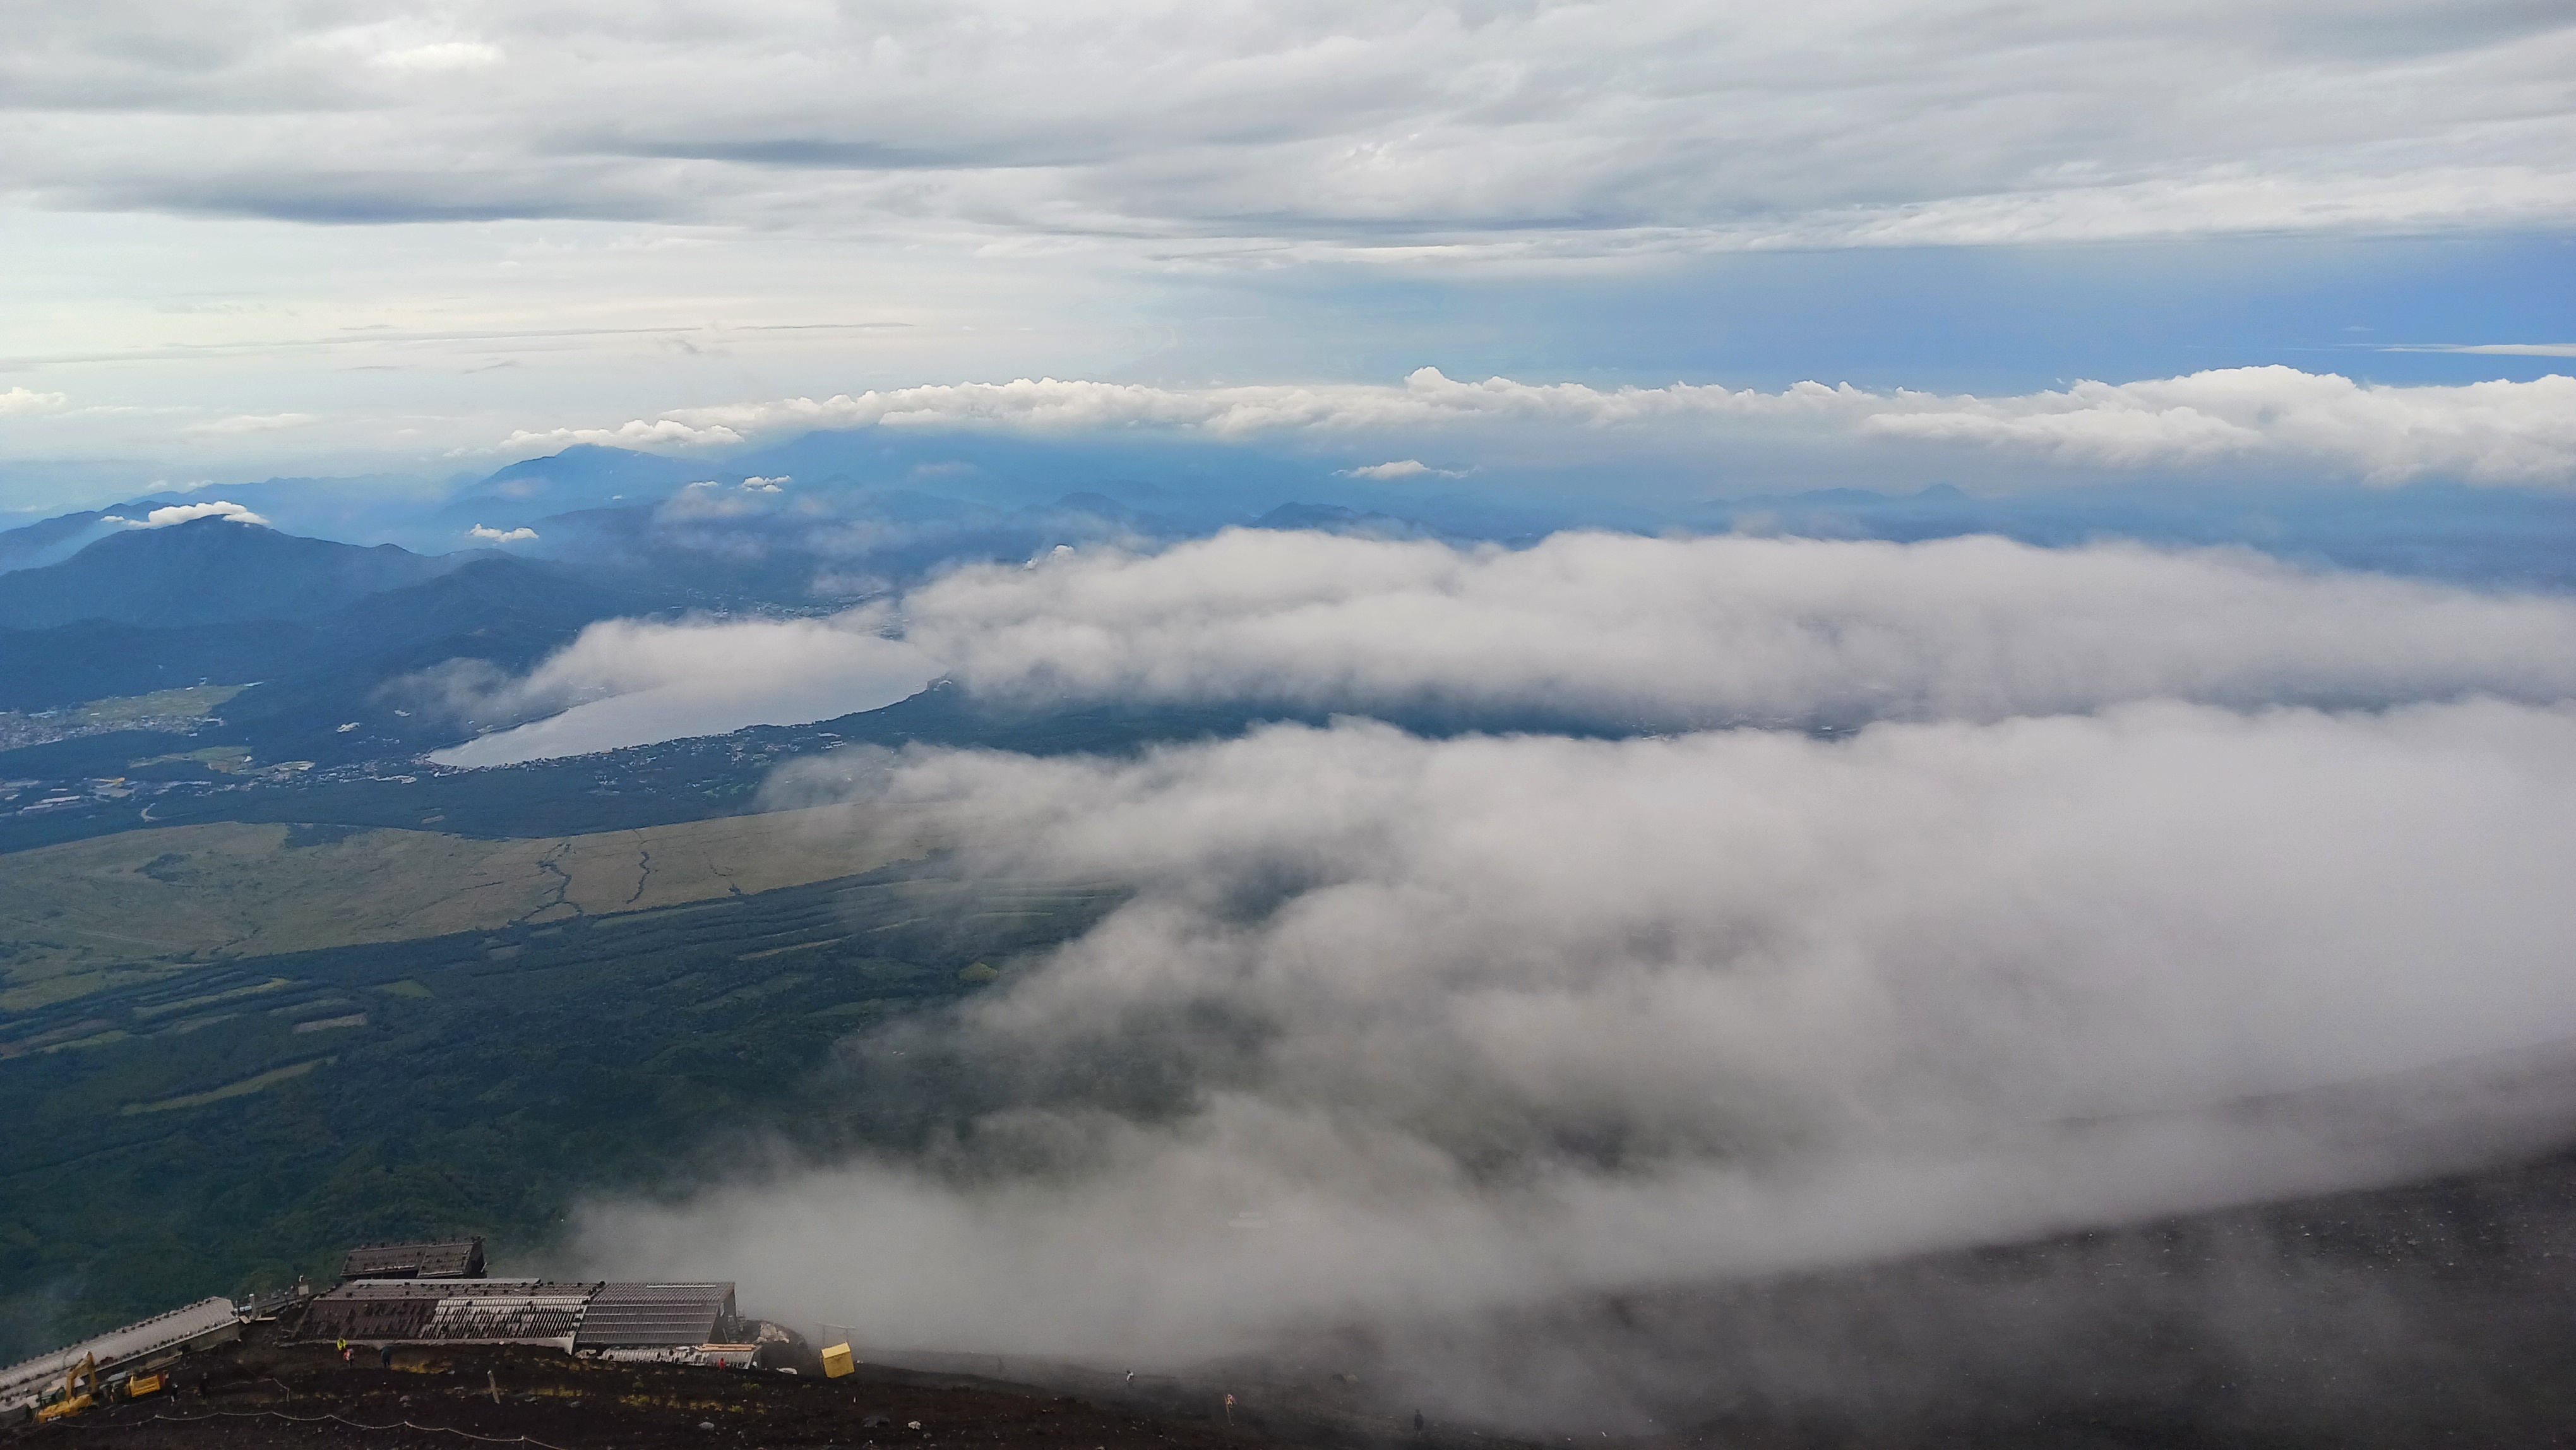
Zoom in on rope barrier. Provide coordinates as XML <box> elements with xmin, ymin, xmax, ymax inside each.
<box><xmin>42</xmin><ymin>1405</ymin><xmax>578</xmax><ymax>1449</ymax></box>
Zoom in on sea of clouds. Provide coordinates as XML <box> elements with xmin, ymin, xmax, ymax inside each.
<box><xmin>443</xmin><ymin>529</ymin><xmax>2576</xmax><ymax>764</ymax></box>
<box><xmin>513</xmin><ymin>527</ymin><xmax>2576</xmax><ymax>1414</ymax></box>
<box><xmin>578</xmin><ymin>699</ymin><xmax>2576</xmax><ymax>1351</ymax></box>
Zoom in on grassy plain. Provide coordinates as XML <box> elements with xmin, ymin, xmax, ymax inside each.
<box><xmin>0</xmin><ymin>806</ymin><xmax>934</xmax><ymax>1010</ymax></box>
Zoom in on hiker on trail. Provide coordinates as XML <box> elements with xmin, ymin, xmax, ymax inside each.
<box><xmin>1414</xmin><ymin>1411</ymin><xmax>1426</xmax><ymax>1435</ymax></box>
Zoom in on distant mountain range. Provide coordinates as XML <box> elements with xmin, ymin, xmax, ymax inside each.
<box><xmin>0</xmin><ymin>518</ymin><xmax>645</xmax><ymax>770</ymax></box>
<box><xmin>6</xmin><ymin>436</ymin><xmax>2573</xmax><ymax>783</ymax></box>
<box><xmin>1249</xmin><ymin>501</ymin><xmax>1452</xmax><ymax>540</ymax></box>
<box><xmin>0</xmin><ymin>516</ymin><xmax>475</xmax><ymax>630</ymax></box>
<box><xmin>0</xmin><ymin>501</ymin><xmax>162</xmax><ymax>576</ymax></box>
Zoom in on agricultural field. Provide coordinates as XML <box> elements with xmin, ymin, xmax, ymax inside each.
<box><xmin>66</xmin><ymin>685</ymin><xmax>247</xmax><ymax>727</ymax></box>
<box><xmin>0</xmin><ymin>685</ymin><xmax>249</xmax><ymax>755</ymax></box>
<box><xmin>0</xmin><ymin>807</ymin><xmax>938</xmax><ymax>1011</ymax></box>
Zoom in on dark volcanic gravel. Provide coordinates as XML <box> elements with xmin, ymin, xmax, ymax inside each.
<box><xmin>3</xmin><ymin>1341</ymin><xmax>1276</xmax><ymax>1450</ymax></box>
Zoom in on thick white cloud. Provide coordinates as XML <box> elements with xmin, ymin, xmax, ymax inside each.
<box><xmin>424</xmin><ymin>611</ymin><xmax>928</xmax><ymax>767</ymax></box>
<box><xmin>0</xmin><ymin>387</ymin><xmax>68</xmax><ymax>416</ymax></box>
<box><xmin>114</xmin><ymin>500</ymin><xmax>269</xmax><ymax>527</ymax></box>
<box><xmin>1856</xmin><ymin>369</ymin><xmax>2576</xmax><ymax>482</ymax></box>
<box><xmin>425</xmin><ymin>530</ymin><xmax>2576</xmax><ymax>765</ymax></box>
<box><xmin>908</xmin><ymin>530</ymin><xmax>2576</xmax><ymax>723</ymax></box>
<box><xmin>501</xmin><ymin>366</ymin><xmax>2576</xmax><ymax>486</ymax></box>
<box><xmin>9</xmin><ymin>1</ymin><xmax>2573</xmax><ymax>258</ymax></box>
<box><xmin>580</xmin><ymin>700</ymin><xmax>2576</xmax><ymax>1372</ymax></box>
<box><xmin>436</xmin><ymin>520</ymin><xmax>2576</xmax><ymax>1409</ymax></box>
<box><xmin>465</xmin><ymin>523</ymin><xmax>537</xmax><ymax>542</ymax></box>
<box><xmin>1341</xmin><ymin>459</ymin><xmax>1458</xmax><ymax>480</ymax></box>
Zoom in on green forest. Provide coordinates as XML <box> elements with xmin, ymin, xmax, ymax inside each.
<box><xmin>0</xmin><ymin>851</ymin><xmax>1120</xmax><ymax>1361</ymax></box>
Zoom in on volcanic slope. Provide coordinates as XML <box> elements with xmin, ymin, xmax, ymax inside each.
<box><xmin>0</xmin><ymin>1337</ymin><xmax>1303</xmax><ymax>1450</ymax></box>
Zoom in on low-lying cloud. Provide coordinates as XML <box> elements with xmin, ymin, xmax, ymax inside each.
<box><xmin>419</xmin><ymin>530</ymin><xmax>2576</xmax><ymax>765</ymax></box>
<box><xmin>102</xmin><ymin>500</ymin><xmax>270</xmax><ymax>527</ymax></box>
<box><xmin>420</xmin><ymin>610</ymin><xmax>927</xmax><ymax>767</ymax></box>
<box><xmin>494</xmin><ymin>518</ymin><xmax>2576</xmax><ymax>1427</ymax></box>
<box><xmin>907</xmin><ymin>530</ymin><xmax>2576</xmax><ymax>723</ymax></box>
<box><xmin>499</xmin><ymin>366</ymin><xmax>2576</xmax><ymax>486</ymax></box>
<box><xmin>577</xmin><ymin>699</ymin><xmax>2576</xmax><ymax>1374</ymax></box>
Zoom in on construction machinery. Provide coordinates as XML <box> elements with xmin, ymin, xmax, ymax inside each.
<box><xmin>31</xmin><ymin>1355</ymin><xmax>97</xmax><ymax>1424</ymax></box>
<box><xmin>0</xmin><ymin>1297</ymin><xmax>243</xmax><ymax>1421</ymax></box>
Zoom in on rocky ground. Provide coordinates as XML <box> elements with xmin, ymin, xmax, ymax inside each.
<box><xmin>1</xmin><ymin>1339</ymin><xmax>1296</xmax><ymax>1450</ymax></box>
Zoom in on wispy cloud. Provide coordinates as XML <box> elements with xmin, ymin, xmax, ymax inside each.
<box><xmin>2378</xmin><ymin>343</ymin><xmax>2576</xmax><ymax>357</ymax></box>
<box><xmin>183</xmin><ymin>411</ymin><xmax>318</xmax><ymax>436</ymax></box>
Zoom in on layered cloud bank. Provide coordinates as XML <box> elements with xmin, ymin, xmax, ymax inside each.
<box><xmin>432</xmin><ymin>530</ymin><xmax>2576</xmax><ymax>765</ymax></box>
<box><xmin>518</xmin><ymin>518</ymin><xmax>2576</xmax><ymax>1418</ymax></box>
<box><xmin>909</xmin><ymin>530</ymin><xmax>2576</xmax><ymax>722</ymax></box>
<box><xmin>580</xmin><ymin>700</ymin><xmax>2576</xmax><ymax>1371</ymax></box>
<box><xmin>18</xmin><ymin>2</ymin><xmax>2576</xmax><ymax>256</ymax></box>
<box><xmin>504</xmin><ymin>366</ymin><xmax>2576</xmax><ymax>486</ymax></box>
<box><xmin>9</xmin><ymin>1</ymin><xmax>2568</xmax><ymax>482</ymax></box>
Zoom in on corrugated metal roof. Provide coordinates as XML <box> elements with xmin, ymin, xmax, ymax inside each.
<box><xmin>421</xmin><ymin>1290</ymin><xmax>594</xmax><ymax>1343</ymax></box>
<box><xmin>296</xmin><ymin>1279</ymin><xmax>602</xmax><ymax>1345</ymax></box>
<box><xmin>340</xmin><ymin>1238</ymin><xmax>485</xmax><ymax>1280</ymax></box>
<box><xmin>311</xmin><ymin>1278</ymin><xmax>540</xmax><ymax>1302</ymax></box>
<box><xmin>573</xmin><ymin>1283</ymin><xmax>737</xmax><ymax>1349</ymax></box>
<box><xmin>297</xmin><ymin>1291</ymin><xmax>441</xmax><ymax>1343</ymax></box>
<box><xmin>0</xmin><ymin>1298</ymin><xmax>239</xmax><ymax>1410</ymax></box>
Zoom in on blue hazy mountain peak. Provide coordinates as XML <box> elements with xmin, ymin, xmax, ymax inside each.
<box><xmin>0</xmin><ymin>516</ymin><xmax>467</xmax><ymax>629</ymax></box>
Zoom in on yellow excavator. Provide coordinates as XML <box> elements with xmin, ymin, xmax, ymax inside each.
<box><xmin>32</xmin><ymin>1355</ymin><xmax>97</xmax><ymax>1424</ymax></box>
<box><xmin>28</xmin><ymin>1353</ymin><xmax>162</xmax><ymax>1423</ymax></box>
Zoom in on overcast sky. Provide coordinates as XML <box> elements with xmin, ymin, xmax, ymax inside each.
<box><xmin>3</xmin><ymin>0</ymin><xmax>2572</xmax><ymax>497</ymax></box>
<box><xmin>15</xmin><ymin>6</ymin><xmax>2576</xmax><ymax>1387</ymax></box>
